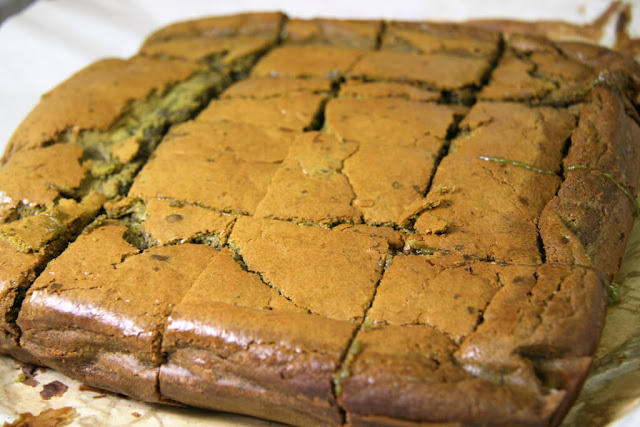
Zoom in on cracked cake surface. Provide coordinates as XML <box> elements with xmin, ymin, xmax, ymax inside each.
<box><xmin>1</xmin><ymin>10</ymin><xmax>640</xmax><ymax>427</ymax></box>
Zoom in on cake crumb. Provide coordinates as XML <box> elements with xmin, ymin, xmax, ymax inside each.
<box><xmin>78</xmin><ymin>384</ymin><xmax>108</xmax><ymax>399</ymax></box>
<box><xmin>4</xmin><ymin>407</ymin><xmax>75</xmax><ymax>427</ymax></box>
<box><xmin>17</xmin><ymin>363</ymin><xmax>40</xmax><ymax>387</ymax></box>
<box><xmin>40</xmin><ymin>381</ymin><xmax>68</xmax><ymax>400</ymax></box>
<box><xmin>78</xmin><ymin>383</ymin><xmax>104</xmax><ymax>393</ymax></box>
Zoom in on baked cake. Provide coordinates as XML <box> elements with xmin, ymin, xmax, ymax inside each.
<box><xmin>1</xmin><ymin>12</ymin><xmax>640</xmax><ymax>426</ymax></box>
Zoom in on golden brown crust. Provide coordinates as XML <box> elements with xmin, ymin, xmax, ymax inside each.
<box><xmin>453</xmin><ymin>101</ymin><xmax>576</xmax><ymax>171</ymax></box>
<box><xmin>160</xmin><ymin>269</ymin><xmax>356</xmax><ymax>424</ymax></box>
<box><xmin>383</xmin><ymin>20</ymin><xmax>501</xmax><ymax>56</ymax></box>
<box><xmin>198</xmin><ymin>93</ymin><xmax>327</xmax><ymax>129</ymax></box>
<box><xmin>0</xmin><ymin>240</ymin><xmax>45</xmax><ymax>357</ymax></box>
<box><xmin>283</xmin><ymin>18</ymin><xmax>381</xmax><ymax>48</ymax></box>
<box><xmin>138</xmin><ymin>36</ymin><xmax>273</xmax><ymax>70</ymax></box>
<box><xmin>1</xmin><ymin>10</ymin><xmax>639</xmax><ymax>427</ymax></box>
<box><xmin>221</xmin><ymin>76</ymin><xmax>332</xmax><ymax>98</ymax></box>
<box><xmin>0</xmin><ymin>143</ymin><xmax>87</xmax><ymax>220</ymax></box>
<box><xmin>251</xmin><ymin>45</ymin><xmax>367</xmax><ymax>79</ymax></box>
<box><xmin>253</xmin><ymin>132</ymin><xmax>362</xmax><ymax>225</ymax></box>
<box><xmin>229</xmin><ymin>217</ymin><xmax>388</xmax><ymax>322</ymax></box>
<box><xmin>539</xmin><ymin>169</ymin><xmax>636</xmax><ymax>281</ymax></box>
<box><xmin>339</xmin><ymin>81</ymin><xmax>441</xmax><ymax>101</ymax></box>
<box><xmin>4</xmin><ymin>57</ymin><xmax>204</xmax><ymax>163</ymax></box>
<box><xmin>325</xmin><ymin>98</ymin><xmax>457</xmax><ymax>225</ymax></box>
<box><xmin>142</xmin><ymin>12</ymin><xmax>285</xmax><ymax>45</ymax></box>
<box><xmin>128</xmin><ymin>121</ymin><xmax>285</xmax><ymax>215</ymax></box>
<box><xmin>479</xmin><ymin>32</ymin><xmax>640</xmax><ymax>106</ymax></box>
<box><xmin>413</xmin><ymin>154</ymin><xmax>561</xmax><ymax>264</ymax></box>
<box><xmin>18</xmin><ymin>221</ymin><xmax>217</xmax><ymax>401</ymax></box>
<box><xmin>564</xmin><ymin>86</ymin><xmax>640</xmax><ymax>195</ymax></box>
<box><xmin>538</xmin><ymin>86</ymin><xmax>640</xmax><ymax>281</ymax></box>
<box><xmin>350</xmin><ymin>50</ymin><xmax>492</xmax><ymax>90</ymax></box>
<box><xmin>142</xmin><ymin>198</ymin><xmax>235</xmax><ymax>246</ymax></box>
<box><xmin>341</xmin><ymin>325</ymin><xmax>564</xmax><ymax>426</ymax></box>
<box><xmin>342</xmin><ymin>263</ymin><xmax>606</xmax><ymax>425</ymax></box>
<box><xmin>466</xmin><ymin>5</ymin><xmax>617</xmax><ymax>46</ymax></box>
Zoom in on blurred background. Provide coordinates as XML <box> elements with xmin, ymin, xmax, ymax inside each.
<box><xmin>0</xmin><ymin>0</ymin><xmax>33</xmax><ymax>24</ymax></box>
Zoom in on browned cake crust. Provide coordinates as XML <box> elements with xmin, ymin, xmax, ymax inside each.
<box><xmin>4</xmin><ymin>57</ymin><xmax>205</xmax><ymax>163</ymax></box>
<box><xmin>1</xmin><ymin>11</ymin><xmax>640</xmax><ymax>427</ymax></box>
<box><xmin>465</xmin><ymin>1</ymin><xmax>623</xmax><ymax>45</ymax></box>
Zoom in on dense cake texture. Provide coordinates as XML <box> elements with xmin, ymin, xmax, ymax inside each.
<box><xmin>1</xmin><ymin>11</ymin><xmax>640</xmax><ymax>427</ymax></box>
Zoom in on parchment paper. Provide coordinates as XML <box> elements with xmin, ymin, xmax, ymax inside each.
<box><xmin>0</xmin><ymin>1</ymin><xmax>638</xmax><ymax>425</ymax></box>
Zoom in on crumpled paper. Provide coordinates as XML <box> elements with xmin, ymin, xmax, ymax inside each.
<box><xmin>562</xmin><ymin>218</ymin><xmax>640</xmax><ymax>426</ymax></box>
